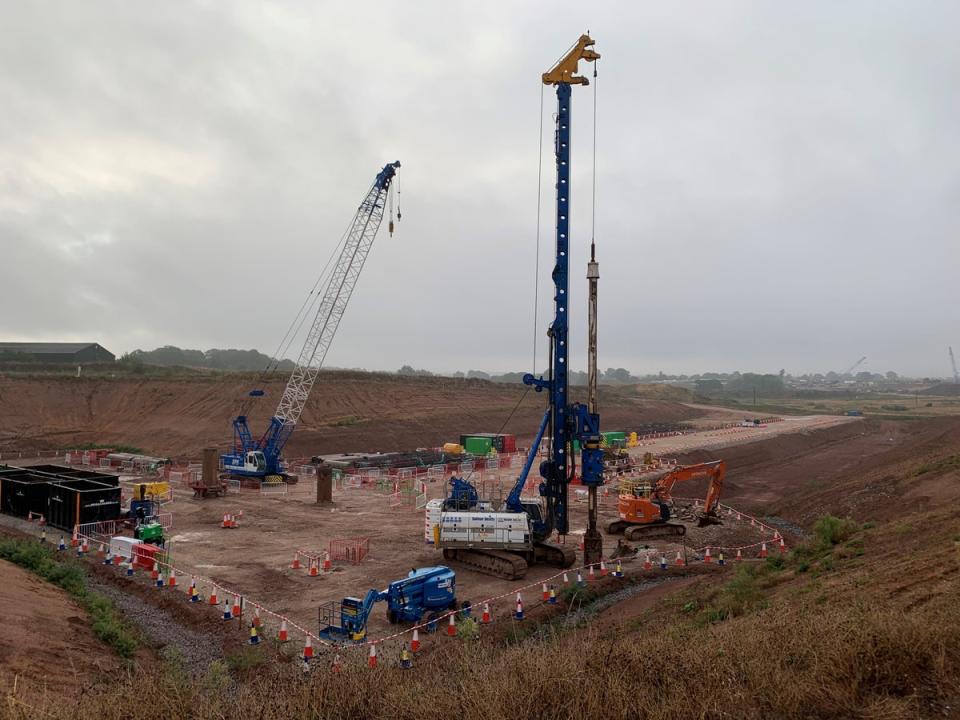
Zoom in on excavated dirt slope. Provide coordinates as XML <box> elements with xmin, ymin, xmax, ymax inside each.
<box><xmin>0</xmin><ymin>372</ymin><xmax>701</xmax><ymax>458</ymax></box>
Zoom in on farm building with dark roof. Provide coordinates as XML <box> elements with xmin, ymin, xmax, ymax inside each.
<box><xmin>0</xmin><ymin>342</ymin><xmax>115</xmax><ymax>364</ymax></box>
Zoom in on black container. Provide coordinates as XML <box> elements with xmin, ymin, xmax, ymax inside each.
<box><xmin>0</xmin><ymin>472</ymin><xmax>52</xmax><ymax>518</ymax></box>
<box><xmin>27</xmin><ymin>464</ymin><xmax>120</xmax><ymax>486</ymax></box>
<box><xmin>45</xmin><ymin>479</ymin><xmax>122</xmax><ymax>530</ymax></box>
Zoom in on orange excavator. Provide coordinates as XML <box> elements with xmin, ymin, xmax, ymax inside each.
<box><xmin>606</xmin><ymin>460</ymin><xmax>726</xmax><ymax>541</ymax></box>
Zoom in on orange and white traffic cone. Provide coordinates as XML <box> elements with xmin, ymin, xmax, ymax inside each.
<box><xmin>368</xmin><ymin>644</ymin><xmax>377</xmax><ymax>668</ymax></box>
<box><xmin>447</xmin><ymin>614</ymin><xmax>456</xmax><ymax>637</ymax></box>
<box><xmin>481</xmin><ymin>602</ymin><xmax>491</xmax><ymax>624</ymax></box>
<box><xmin>97</xmin><ymin>543</ymin><xmax>105</xmax><ymax>561</ymax></box>
<box><xmin>209</xmin><ymin>585</ymin><xmax>219</xmax><ymax>606</ymax></box>
<box><xmin>587</xmin><ymin>564</ymin><xmax>596</xmax><ymax>582</ymax></box>
<box><xmin>303</xmin><ymin>635</ymin><xmax>313</xmax><ymax>661</ymax></box>
<box><xmin>309</xmin><ymin>559</ymin><xmax>318</xmax><ymax>577</ymax></box>
<box><xmin>675</xmin><ymin>550</ymin><xmax>685</xmax><ymax>567</ymax></box>
<box><xmin>600</xmin><ymin>560</ymin><xmax>608</xmax><ymax>577</ymax></box>
<box><xmin>332</xmin><ymin>654</ymin><xmax>341</xmax><ymax>673</ymax></box>
<box><xmin>541</xmin><ymin>583</ymin><xmax>549</xmax><ymax>602</ymax></box>
<box><xmin>291</xmin><ymin>553</ymin><xmax>301</xmax><ymax>570</ymax></box>
<box><xmin>222</xmin><ymin>513</ymin><xmax>231</xmax><ymax>528</ymax></box>
<box><xmin>168</xmin><ymin>569</ymin><xmax>177</xmax><ymax>588</ymax></box>
<box><xmin>278</xmin><ymin>618</ymin><xmax>289</xmax><ymax>642</ymax></box>
<box><xmin>151</xmin><ymin>561</ymin><xmax>160</xmax><ymax>582</ymax></box>
<box><xmin>411</xmin><ymin>627</ymin><xmax>421</xmax><ymax>652</ymax></box>
<box><xmin>779</xmin><ymin>538</ymin><xmax>786</xmax><ymax>554</ymax></box>
<box><xmin>644</xmin><ymin>554</ymin><xmax>652</xmax><ymax>570</ymax></box>
<box><xmin>71</xmin><ymin>526</ymin><xmax>79</xmax><ymax>548</ymax></box>
<box><xmin>736</xmin><ymin>549</ymin><xmax>743</xmax><ymax>562</ymax></box>
<box><xmin>704</xmin><ymin>547</ymin><xmax>713</xmax><ymax>563</ymax></box>
<box><xmin>562</xmin><ymin>572</ymin><xmax>570</xmax><ymax>585</ymax></box>
<box><xmin>253</xmin><ymin>605</ymin><xmax>261</xmax><ymax>627</ymax></box>
<box><xmin>322</xmin><ymin>552</ymin><xmax>332</xmax><ymax>572</ymax></box>
<box><xmin>232</xmin><ymin>595</ymin><xmax>241</xmax><ymax>618</ymax></box>
<box><xmin>759</xmin><ymin>543</ymin><xmax>768</xmax><ymax>559</ymax></box>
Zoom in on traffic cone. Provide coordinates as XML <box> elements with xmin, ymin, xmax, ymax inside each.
<box><xmin>97</xmin><ymin>543</ymin><xmax>105</xmax><ymax>561</ymax></box>
<box><xmin>231</xmin><ymin>513</ymin><xmax>239</xmax><ymax>528</ymax></box>
<box><xmin>189</xmin><ymin>579</ymin><xmax>199</xmax><ymax>603</ymax></box>
<box><xmin>600</xmin><ymin>560</ymin><xmax>608</xmax><ymax>577</ymax></box>
<box><xmin>209</xmin><ymin>585</ymin><xmax>219</xmax><ymax>606</ymax></box>
<box><xmin>779</xmin><ymin>538</ymin><xmax>786</xmax><ymax>554</ymax></box>
<box><xmin>399</xmin><ymin>643</ymin><xmax>412</xmax><ymax>669</ymax></box>
<box><xmin>675</xmin><ymin>550</ymin><xmax>685</xmax><ymax>567</ymax></box>
<box><xmin>643</xmin><ymin>554</ymin><xmax>652</xmax><ymax>570</ymax></box>
<box><xmin>548</xmin><ymin>586</ymin><xmax>557</xmax><ymax>604</ymax></box>
<box><xmin>323</xmin><ymin>552</ymin><xmax>332</xmax><ymax>572</ymax></box>
<box><xmin>309</xmin><ymin>559</ymin><xmax>318</xmax><ymax>577</ymax></box>
<box><xmin>704</xmin><ymin>547</ymin><xmax>713</xmax><ymax>563</ymax></box>
<box><xmin>253</xmin><ymin>605</ymin><xmax>261</xmax><ymax>627</ymax></box>
<box><xmin>155</xmin><ymin>567</ymin><xmax>164</xmax><ymax>588</ymax></box>
<box><xmin>481</xmin><ymin>602</ymin><xmax>491</xmax><ymax>624</ymax></box>
<box><xmin>104</xmin><ymin>549</ymin><xmax>113</xmax><ymax>565</ymax></box>
<box><xmin>660</xmin><ymin>554</ymin><xmax>667</xmax><ymax>570</ymax></box>
<box><xmin>562</xmin><ymin>572</ymin><xmax>569</xmax><ymax>585</ymax></box>
<box><xmin>613</xmin><ymin>560</ymin><xmax>624</xmax><ymax>578</ymax></box>
<box><xmin>368</xmin><ymin>644</ymin><xmax>377</xmax><ymax>668</ymax></box>
<box><xmin>411</xmin><ymin>627</ymin><xmax>421</xmax><ymax>652</ymax></box>
<box><xmin>332</xmin><ymin>654</ymin><xmax>341</xmax><ymax>673</ymax></box>
<box><xmin>718</xmin><ymin>552</ymin><xmax>725</xmax><ymax>566</ymax></box>
<box><xmin>77</xmin><ymin>539</ymin><xmax>87</xmax><ymax>557</ymax></box>
<box><xmin>71</xmin><ymin>527</ymin><xmax>78</xmax><ymax>548</ymax></box>
<box><xmin>576</xmin><ymin>569</ymin><xmax>585</xmax><ymax>587</ymax></box>
<box><xmin>223</xmin><ymin>598</ymin><xmax>232</xmax><ymax>621</ymax></box>
<box><xmin>736</xmin><ymin>512</ymin><xmax>742</xmax><ymax>521</ymax></box>
<box><xmin>222</xmin><ymin>513</ymin><xmax>231</xmax><ymax>528</ymax></box>
<box><xmin>249</xmin><ymin>622</ymin><xmax>260</xmax><ymax>645</ymax></box>
<box><xmin>514</xmin><ymin>593</ymin><xmax>524</xmax><ymax>620</ymax></box>
<box><xmin>40</xmin><ymin>527</ymin><xmax>46</xmax><ymax>544</ymax></box>
<box><xmin>58</xmin><ymin>535</ymin><xmax>65</xmax><ymax>551</ymax></box>
<box><xmin>291</xmin><ymin>553</ymin><xmax>301</xmax><ymax>570</ymax></box>
<box><xmin>587</xmin><ymin>564</ymin><xmax>596</xmax><ymax>582</ymax></box>
<box><xmin>232</xmin><ymin>595</ymin><xmax>241</xmax><ymax>618</ymax></box>
<box><xmin>125</xmin><ymin>560</ymin><xmax>134</xmax><ymax>576</ymax></box>
<box><xmin>736</xmin><ymin>549</ymin><xmax>743</xmax><ymax>562</ymax></box>
<box><xmin>303</xmin><ymin>635</ymin><xmax>313</xmax><ymax>661</ymax></box>
<box><xmin>113</xmin><ymin>552</ymin><xmax>122</xmax><ymax>565</ymax></box>
<box><xmin>542</xmin><ymin>583</ymin><xmax>549</xmax><ymax>602</ymax></box>
<box><xmin>151</xmin><ymin>561</ymin><xmax>159</xmax><ymax>582</ymax></box>
<box><xmin>759</xmin><ymin>543</ymin><xmax>768</xmax><ymax>559</ymax></box>
<box><xmin>279</xmin><ymin>618</ymin><xmax>289</xmax><ymax>642</ymax></box>
<box><xmin>447</xmin><ymin>614</ymin><xmax>456</xmax><ymax>637</ymax></box>
<box><xmin>168</xmin><ymin>570</ymin><xmax>177</xmax><ymax>588</ymax></box>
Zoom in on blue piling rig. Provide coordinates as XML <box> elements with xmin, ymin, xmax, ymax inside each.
<box><xmin>517</xmin><ymin>35</ymin><xmax>604</xmax><ymax>540</ymax></box>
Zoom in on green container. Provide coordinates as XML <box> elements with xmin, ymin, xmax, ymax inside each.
<box><xmin>135</xmin><ymin>522</ymin><xmax>164</xmax><ymax>543</ymax></box>
<box><xmin>464</xmin><ymin>436</ymin><xmax>493</xmax><ymax>455</ymax></box>
<box><xmin>602</xmin><ymin>431</ymin><xmax>626</xmax><ymax>443</ymax></box>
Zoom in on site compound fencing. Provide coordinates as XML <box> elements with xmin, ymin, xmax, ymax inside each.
<box><xmin>59</xmin><ymin>491</ymin><xmax>790</xmax><ymax>673</ymax></box>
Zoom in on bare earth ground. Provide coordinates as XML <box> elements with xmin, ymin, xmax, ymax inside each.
<box><xmin>0</xmin><ymin>372</ymin><xmax>701</xmax><ymax>458</ymax></box>
<box><xmin>0</xmin><ymin>559</ymin><xmax>121</xmax><ymax>692</ymax></box>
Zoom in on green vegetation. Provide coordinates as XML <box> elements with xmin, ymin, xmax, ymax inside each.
<box><xmin>0</xmin><ymin>537</ymin><xmax>139</xmax><ymax>658</ymax></box>
<box><xmin>913</xmin><ymin>452</ymin><xmax>960</xmax><ymax>476</ymax></box>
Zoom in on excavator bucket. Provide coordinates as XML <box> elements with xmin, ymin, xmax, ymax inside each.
<box><xmin>696</xmin><ymin>512</ymin><xmax>723</xmax><ymax>528</ymax></box>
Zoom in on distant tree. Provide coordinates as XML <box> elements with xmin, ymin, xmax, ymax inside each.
<box><xmin>885</xmin><ymin>371</ymin><xmax>899</xmax><ymax>380</ymax></box>
<box><xmin>451</xmin><ymin>371</ymin><xmax>465</xmax><ymax>378</ymax></box>
<box><xmin>466</xmin><ymin>370</ymin><xmax>490</xmax><ymax>379</ymax></box>
<box><xmin>855</xmin><ymin>371</ymin><xmax>872</xmax><ymax>382</ymax></box>
<box><xmin>602</xmin><ymin>367</ymin><xmax>635</xmax><ymax>384</ymax></box>
<box><xmin>695</xmin><ymin>378</ymin><xmax>724</xmax><ymax>396</ymax></box>
<box><xmin>397</xmin><ymin>365</ymin><xmax>417</xmax><ymax>376</ymax></box>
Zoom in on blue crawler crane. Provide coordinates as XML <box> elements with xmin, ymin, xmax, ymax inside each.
<box><xmin>318</xmin><ymin>566</ymin><xmax>456</xmax><ymax>643</ymax></box>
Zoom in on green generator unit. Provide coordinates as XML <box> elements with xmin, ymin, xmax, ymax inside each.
<box><xmin>135</xmin><ymin>522</ymin><xmax>164</xmax><ymax>545</ymax></box>
<box><xmin>463</xmin><ymin>436</ymin><xmax>493</xmax><ymax>456</ymax></box>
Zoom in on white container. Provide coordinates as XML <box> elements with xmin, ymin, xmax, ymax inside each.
<box><xmin>424</xmin><ymin>499</ymin><xmax>444</xmax><ymax>544</ymax></box>
<box><xmin>110</xmin><ymin>535</ymin><xmax>138</xmax><ymax>559</ymax></box>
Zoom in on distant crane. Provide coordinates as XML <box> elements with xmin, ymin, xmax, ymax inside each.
<box><xmin>221</xmin><ymin>161</ymin><xmax>401</xmax><ymax>480</ymax></box>
<box><xmin>843</xmin><ymin>356</ymin><xmax>867</xmax><ymax>376</ymax></box>
<box><xmin>950</xmin><ymin>347</ymin><xmax>959</xmax><ymax>384</ymax></box>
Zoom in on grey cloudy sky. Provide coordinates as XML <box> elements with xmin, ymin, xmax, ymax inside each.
<box><xmin>2</xmin><ymin>2</ymin><xmax>957</xmax><ymax>377</ymax></box>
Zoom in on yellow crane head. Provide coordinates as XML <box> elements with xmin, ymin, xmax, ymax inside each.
<box><xmin>543</xmin><ymin>34</ymin><xmax>600</xmax><ymax>86</ymax></box>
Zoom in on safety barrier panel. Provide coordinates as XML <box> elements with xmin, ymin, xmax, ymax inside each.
<box><xmin>329</xmin><ymin>536</ymin><xmax>369</xmax><ymax>564</ymax></box>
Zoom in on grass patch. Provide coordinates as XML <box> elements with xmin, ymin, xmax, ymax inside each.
<box><xmin>0</xmin><ymin>537</ymin><xmax>139</xmax><ymax>658</ymax></box>
<box><xmin>913</xmin><ymin>452</ymin><xmax>960</xmax><ymax>476</ymax></box>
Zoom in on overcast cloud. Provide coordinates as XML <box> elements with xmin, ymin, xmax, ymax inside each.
<box><xmin>1</xmin><ymin>1</ymin><xmax>957</xmax><ymax>377</ymax></box>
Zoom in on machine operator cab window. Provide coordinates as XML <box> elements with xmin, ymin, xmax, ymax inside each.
<box><xmin>246</xmin><ymin>452</ymin><xmax>266</xmax><ymax>472</ymax></box>
<box><xmin>632</xmin><ymin>484</ymin><xmax>653</xmax><ymax>499</ymax></box>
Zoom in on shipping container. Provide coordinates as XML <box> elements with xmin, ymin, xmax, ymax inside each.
<box><xmin>601</xmin><ymin>431</ymin><xmax>626</xmax><ymax>444</ymax></box>
<box><xmin>0</xmin><ymin>472</ymin><xmax>52</xmax><ymax>517</ymax></box>
<box><xmin>45</xmin><ymin>479</ymin><xmax>122</xmax><ymax>530</ymax></box>
<box><xmin>459</xmin><ymin>433</ymin><xmax>515</xmax><ymax>453</ymax></box>
<box><xmin>27</xmin><ymin>464</ymin><xmax>120</xmax><ymax>486</ymax></box>
<box><xmin>463</xmin><ymin>436</ymin><xmax>493</xmax><ymax>456</ymax></box>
